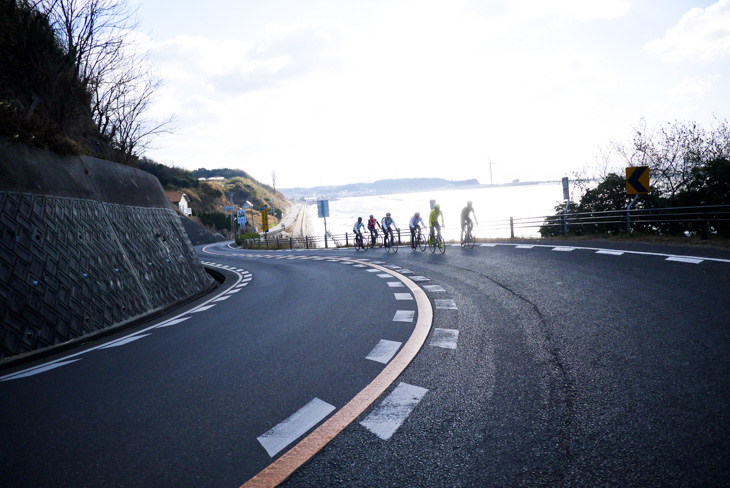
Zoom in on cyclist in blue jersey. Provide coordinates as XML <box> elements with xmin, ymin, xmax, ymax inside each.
<box><xmin>409</xmin><ymin>212</ymin><xmax>425</xmax><ymax>249</ymax></box>
<box><xmin>381</xmin><ymin>213</ymin><xmax>397</xmax><ymax>247</ymax></box>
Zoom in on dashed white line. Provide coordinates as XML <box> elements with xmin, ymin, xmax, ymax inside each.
<box><xmin>394</xmin><ymin>293</ymin><xmax>413</xmax><ymax>301</ymax></box>
<box><xmin>257</xmin><ymin>398</ymin><xmax>336</xmax><ymax>458</ymax></box>
<box><xmin>192</xmin><ymin>304</ymin><xmax>217</xmax><ymax>313</ymax></box>
<box><xmin>666</xmin><ymin>256</ymin><xmax>704</xmax><ymax>264</ymax></box>
<box><xmin>596</xmin><ymin>250</ymin><xmax>624</xmax><ymax>256</ymax></box>
<box><xmin>409</xmin><ymin>276</ymin><xmax>430</xmax><ymax>282</ymax></box>
<box><xmin>154</xmin><ymin>317</ymin><xmax>192</xmax><ymax>328</ymax></box>
<box><xmin>365</xmin><ymin>340</ymin><xmax>402</xmax><ymax>364</ymax></box>
<box><xmin>430</xmin><ymin>328</ymin><xmax>459</xmax><ymax>349</ymax></box>
<box><xmin>99</xmin><ymin>334</ymin><xmax>151</xmax><ymax>349</ymax></box>
<box><xmin>435</xmin><ymin>299</ymin><xmax>458</xmax><ymax>309</ymax></box>
<box><xmin>0</xmin><ymin>359</ymin><xmax>83</xmax><ymax>381</ymax></box>
<box><xmin>359</xmin><ymin>382</ymin><xmax>429</xmax><ymax>441</ymax></box>
<box><xmin>213</xmin><ymin>295</ymin><xmax>232</xmax><ymax>302</ymax></box>
<box><xmin>393</xmin><ymin>310</ymin><xmax>415</xmax><ymax>322</ymax></box>
<box><xmin>422</xmin><ymin>285</ymin><xmax>446</xmax><ymax>293</ymax></box>
<box><xmin>387</xmin><ymin>282</ymin><xmax>405</xmax><ymax>288</ymax></box>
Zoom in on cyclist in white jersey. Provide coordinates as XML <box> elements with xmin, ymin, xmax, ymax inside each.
<box><xmin>381</xmin><ymin>213</ymin><xmax>397</xmax><ymax>247</ymax></box>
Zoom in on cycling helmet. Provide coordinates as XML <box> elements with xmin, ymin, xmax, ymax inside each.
<box><xmin>415</xmin><ymin>212</ymin><xmax>420</xmax><ymax>217</ymax></box>
<box><xmin>435</xmin><ymin>204</ymin><xmax>440</xmax><ymax>209</ymax></box>
<box><xmin>358</xmin><ymin>217</ymin><xmax>362</xmax><ymax>221</ymax></box>
<box><xmin>386</xmin><ymin>212</ymin><xmax>391</xmax><ymax>217</ymax></box>
<box><xmin>467</xmin><ymin>200</ymin><xmax>473</xmax><ymax>205</ymax></box>
<box><xmin>370</xmin><ymin>214</ymin><xmax>374</xmax><ymax>218</ymax></box>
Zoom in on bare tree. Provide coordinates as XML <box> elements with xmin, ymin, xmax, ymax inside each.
<box><xmin>38</xmin><ymin>0</ymin><xmax>174</xmax><ymax>162</ymax></box>
<box><xmin>606</xmin><ymin>117</ymin><xmax>730</xmax><ymax>199</ymax></box>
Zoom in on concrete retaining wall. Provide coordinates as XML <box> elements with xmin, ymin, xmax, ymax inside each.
<box><xmin>0</xmin><ymin>140</ymin><xmax>215</xmax><ymax>360</ymax></box>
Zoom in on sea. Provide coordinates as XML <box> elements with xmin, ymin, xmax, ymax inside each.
<box><xmin>308</xmin><ymin>181</ymin><xmax>568</xmax><ymax>241</ymax></box>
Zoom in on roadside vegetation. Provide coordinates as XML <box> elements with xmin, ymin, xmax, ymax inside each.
<box><xmin>541</xmin><ymin>118</ymin><xmax>730</xmax><ymax>238</ymax></box>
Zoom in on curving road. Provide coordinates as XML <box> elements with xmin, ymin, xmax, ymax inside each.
<box><xmin>1</xmin><ymin>239</ymin><xmax>729</xmax><ymax>487</ymax></box>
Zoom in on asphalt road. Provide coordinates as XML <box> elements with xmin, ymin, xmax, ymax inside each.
<box><xmin>2</xmin><ymin>239</ymin><xmax>729</xmax><ymax>487</ymax></box>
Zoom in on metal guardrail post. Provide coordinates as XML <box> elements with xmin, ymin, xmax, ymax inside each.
<box><xmin>346</xmin><ymin>232</ymin><xmax>349</xmax><ymax>247</ymax></box>
<box><xmin>325</xmin><ymin>233</ymin><xmax>328</xmax><ymax>248</ymax></box>
<box><xmin>290</xmin><ymin>236</ymin><xmax>293</xmax><ymax>249</ymax></box>
<box><xmin>397</xmin><ymin>228</ymin><xmax>401</xmax><ymax>245</ymax></box>
<box><xmin>510</xmin><ymin>217</ymin><xmax>514</xmax><ymax>238</ymax></box>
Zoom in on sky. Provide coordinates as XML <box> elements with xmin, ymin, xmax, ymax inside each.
<box><xmin>134</xmin><ymin>0</ymin><xmax>730</xmax><ymax>189</ymax></box>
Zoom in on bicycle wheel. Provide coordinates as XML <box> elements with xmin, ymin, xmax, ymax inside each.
<box><xmin>354</xmin><ymin>236</ymin><xmax>362</xmax><ymax>251</ymax></box>
<box><xmin>467</xmin><ymin>228</ymin><xmax>476</xmax><ymax>249</ymax></box>
<box><xmin>428</xmin><ymin>231</ymin><xmax>436</xmax><ymax>253</ymax></box>
<box><xmin>392</xmin><ymin>233</ymin><xmax>399</xmax><ymax>253</ymax></box>
<box><xmin>384</xmin><ymin>233</ymin><xmax>391</xmax><ymax>253</ymax></box>
<box><xmin>418</xmin><ymin>232</ymin><xmax>426</xmax><ymax>251</ymax></box>
<box><xmin>460</xmin><ymin>229</ymin><xmax>466</xmax><ymax>248</ymax></box>
<box><xmin>438</xmin><ymin>233</ymin><xmax>446</xmax><ymax>254</ymax></box>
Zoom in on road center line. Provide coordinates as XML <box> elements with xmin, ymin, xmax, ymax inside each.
<box><xmin>242</xmin><ymin>258</ymin><xmax>433</xmax><ymax>488</ymax></box>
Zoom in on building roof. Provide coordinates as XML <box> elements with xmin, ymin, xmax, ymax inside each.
<box><xmin>165</xmin><ymin>191</ymin><xmax>186</xmax><ymax>204</ymax></box>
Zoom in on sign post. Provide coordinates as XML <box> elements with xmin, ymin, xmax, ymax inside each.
<box><xmin>317</xmin><ymin>199</ymin><xmax>330</xmax><ymax>245</ymax></box>
<box><xmin>260</xmin><ymin>204</ymin><xmax>269</xmax><ymax>233</ymax></box>
<box><xmin>562</xmin><ymin>177</ymin><xmax>570</xmax><ymax>234</ymax></box>
<box><xmin>625</xmin><ymin>166</ymin><xmax>650</xmax><ymax>232</ymax></box>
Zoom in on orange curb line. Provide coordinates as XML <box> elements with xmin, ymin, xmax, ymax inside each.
<box><xmin>241</xmin><ymin>259</ymin><xmax>433</xmax><ymax>488</ymax></box>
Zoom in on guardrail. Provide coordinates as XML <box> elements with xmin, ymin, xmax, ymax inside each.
<box><xmin>238</xmin><ymin>204</ymin><xmax>730</xmax><ymax>248</ymax></box>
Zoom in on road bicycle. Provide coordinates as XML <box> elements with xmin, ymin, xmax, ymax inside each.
<box><xmin>428</xmin><ymin>227</ymin><xmax>446</xmax><ymax>254</ymax></box>
<box><xmin>369</xmin><ymin>229</ymin><xmax>380</xmax><ymax>249</ymax></box>
<box><xmin>354</xmin><ymin>232</ymin><xmax>368</xmax><ymax>251</ymax></box>
<box><xmin>384</xmin><ymin>229</ymin><xmax>398</xmax><ymax>253</ymax></box>
<box><xmin>461</xmin><ymin>221</ymin><xmax>476</xmax><ymax>249</ymax></box>
<box><xmin>411</xmin><ymin>227</ymin><xmax>426</xmax><ymax>251</ymax></box>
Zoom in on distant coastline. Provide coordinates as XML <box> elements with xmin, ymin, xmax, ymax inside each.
<box><xmin>281</xmin><ymin>177</ymin><xmax>564</xmax><ymax>200</ymax></box>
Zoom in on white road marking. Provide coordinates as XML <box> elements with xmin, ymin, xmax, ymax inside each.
<box><xmin>409</xmin><ymin>276</ymin><xmax>430</xmax><ymax>282</ymax></box>
<box><xmin>480</xmin><ymin>243</ymin><xmax>497</xmax><ymax>247</ymax></box>
<box><xmin>360</xmin><ymin>382</ymin><xmax>429</xmax><ymax>440</ymax></box>
<box><xmin>666</xmin><ymin>256</ymin><xmax>704</xmax><ymax>264</ymax></box>
<box><xmin>365</xmin><ymin>340</ymin><xmax>402</xmax><ymax>364</ymax></box>
<box><xmin>430</xmin><ymin>328</ymin><xmax>459</xmax><ymax>349</ymax></box>
<box><xmin>226</xmin><ymin>288</ymin><xmax>242</xmax><ymax>294</ymax></box>
<box><xmin>435</xmin><ymin>299</ymin><xmax>458</xmax><ymax>309</ymax></box>
<box><xmin>0</xmin><ymin>359</ymin><xmax>83</xmax><ymax>381</ymax></box>
<box><xmin>192</xmin><ymin>304</ymin><xmax>217</xmax><ymax>312</ymax></box>
<box><xmin>99</xmin><ymin>334</ymin><xmax>151</xmax><ymax>349</ymax></box>
<box><xmin>377</xmin><ymin>274</ymin><xmax>391</xmax><ymax>278</ymax></box>
<box><xmin>596</xmin><ymin>250</ymin><xmax>624</xmax><ymax>256</ymax></box>
<box><xmin>213</xmin><ymin>295</ymin><xmax>232</xmax><ymax>302</ymax></box>
<box><xmin>552</xmin><ymin>247</ymin><xmax>574</xmax><ymax>252</ymax></box>
<box><xmin>393</xmin><ymin>310</ymin><xmax>415</xmax><ymax>322</ymax></box>
<box><xmin>423</xmin><ymin>285</ymin><xmax>446</xmax><ymax>293</ymax></box>
<box><xmin>257</xmin><ymin>398</ymin><xmax>336</xmax><ymax>458</ymax></box>
<box><xmin>516</xmin><ymin>245</ymin><xmax>535</xmax><ymax>249</ymax></box>
<box><xmin>394</xmin><ymin>293</ymin><xmax>413</xmax><ymax>300</ymax></box>
<box><xmin>154</xmin><ymin>317</ymin><xmax>192</xmax><ymax>328</ymax></box>
<box><xmin>387</xmin><ymin>282</ymin><xmax>405</xmax><ymax>288</ymax></box>
<box><xmin>366</xmin><ymin>269</ymin><xmax>380</xmax><ymax>273</ymax></box>
<box><xmin>398</xmin><ymin>269</ymin><xmax>414</xmax><ymax>274</ymax></box>
<box><xmin>352</xmin><ymin>264</ymin><xmax>367</xmax><ymax>268</ymax></box>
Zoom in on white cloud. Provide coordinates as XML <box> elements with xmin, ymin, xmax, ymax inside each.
<box><xmin>644</xmin><ymin>0</ymin><xmax>730</xmax><ymax>62</ymax></box>
<box><xmin>467</xmin><ymin>0</ymin><xmax>631</xmax><ymax>21</ymax></box>
<box><xmin>666</xmin><ymin>75</ymin><xmax>719</xmax><ymax>101</ymax></box>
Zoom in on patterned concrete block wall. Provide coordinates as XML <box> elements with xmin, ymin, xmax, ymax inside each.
<box><xmin>0</xmin><ymin>141</ymin><xmax>214</xmax><ymax>360</ymax></box>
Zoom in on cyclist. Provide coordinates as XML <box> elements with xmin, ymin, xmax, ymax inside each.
<box><xmin>381</xmin><ymin>212</ymin><xmax>397</xmax><ymax>247</ymax></box>
<box><xmin>409</xmin><ymin>212</ymin><xmax>426</xmax><ymax>249</ymax></box>
<box><xmin>367</xmin><ymin>214</ymin><xmax>381</xmax><ymax>247</ymax></box>
<box><xmin>353</xmin><ymin>217</ymin><xmax>366</xmax><ymax>247</ymax></box>
<box><xmin>429</xmin><ymin>204</ymin><xmax>445</xmax><ymax>246</ymax></box>
<box><xmin>461</xmin><ymin>201</ymin><xmax>478</xmax><ymax>244</ymax></box>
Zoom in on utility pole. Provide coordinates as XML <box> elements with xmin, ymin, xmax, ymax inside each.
<box><xmin>229</xmin><ymin>191</ymin><xmax>235</xmax><ymax>237</ymax></box>
<box><xmin>488</xmin><ymin>158</ymin><xmax>497</xmax><ymax>186</ymax></box>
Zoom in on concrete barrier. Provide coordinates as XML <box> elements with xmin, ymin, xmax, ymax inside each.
<box><xmin>0</xmin><ymin>139</ymin><xmax>215</xmax><ymax>361</ymax></box>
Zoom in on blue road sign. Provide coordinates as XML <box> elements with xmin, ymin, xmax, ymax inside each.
<box><xmin>317</xmin><ymin>200</ymin><xmax>330</xmax><ymax>218</ymax></box>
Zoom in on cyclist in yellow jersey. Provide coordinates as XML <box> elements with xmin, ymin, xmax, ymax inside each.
<box><xmin>429</xmin><ymin>204</ymin><xmax>445</xmax><ymax>245</ymax></box>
